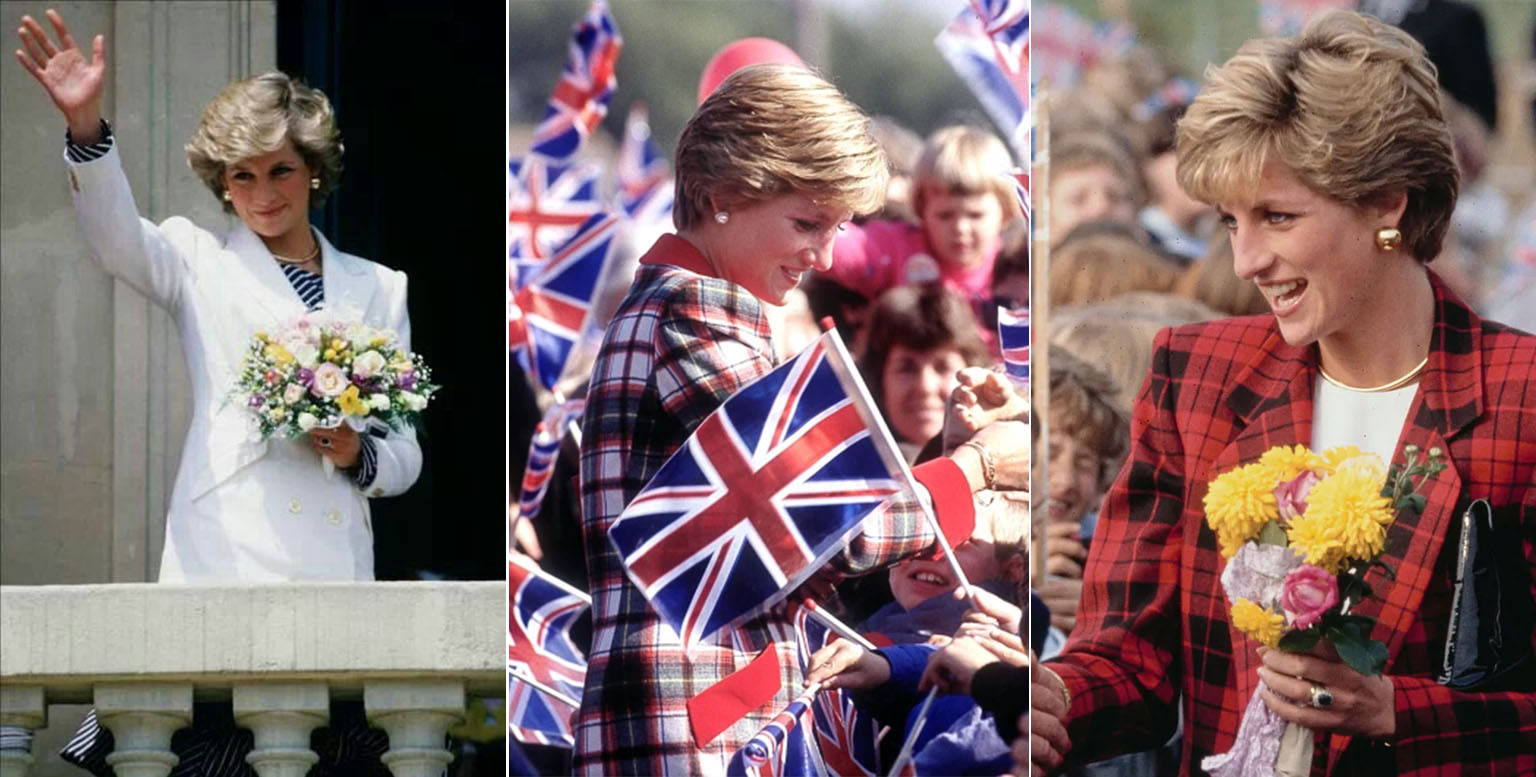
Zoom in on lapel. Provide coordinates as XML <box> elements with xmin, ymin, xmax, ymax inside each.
<box><xmin>224</xmin><ymin>223</ymin><xmax>310</xmax><ymax>323</ymax></box>
<box><xmin>1209</xmin><ymin>325</ymin><xmax>1316</xmax><ymax>705</ymax></box>
<box><xmin>316</xmin><ymin>230</ymin><xmax>379</xmax><ymax>320</ymax></box>
<box><xmin>1321</xmin><ymin>274</ymin><xmax>1482</xmax><ymax>767</ymax></box>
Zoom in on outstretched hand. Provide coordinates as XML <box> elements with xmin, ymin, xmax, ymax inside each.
<box><xmin>944</xmin><ymin>368</ymin><xmax>1028</xmax><ymax>453</ymax></box>
<box><xmin>15</xmin><ymin>9</ymin><xmax>105</xmax><ymax>140</ymax></box>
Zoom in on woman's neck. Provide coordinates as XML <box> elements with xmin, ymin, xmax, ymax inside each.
<box><xmin>261</xmin><ymin>227</ymin><xmax>320</xmax><ymax>267</ymax></box>
<box><xmin>1316</xmin><ymin>264</ymin><xmax>1435</xmax><ymax>388</ymax></box>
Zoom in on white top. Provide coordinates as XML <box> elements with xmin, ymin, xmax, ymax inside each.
<box><xmin>1310</xmin><ymin>376</ymin><xmax>1419</xmax><ymax>463</ymax></box>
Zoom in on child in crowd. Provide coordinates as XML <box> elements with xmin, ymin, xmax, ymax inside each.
<box><xmin>1046</xmin><ymin>132</ymin><xmax>1142</xmax><ymax>247</ymax></box>
<box><xmin>823</xmin><ymin>125</ymin><xmax>1016</xmax><ymax>309</ymax></box>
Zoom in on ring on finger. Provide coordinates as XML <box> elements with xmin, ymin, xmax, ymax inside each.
<box><xmin>1308</xmin><ymin>684</ymin><xmax>1334</xmax><ymax>709</ymax></box>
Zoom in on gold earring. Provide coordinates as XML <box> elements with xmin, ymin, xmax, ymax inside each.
<box><xmin>310</xmin><ymin>177</ymin><xmax>320</xmax><ymax>191</ymax></box>
<box><xmin>221</xmin><ymin>190</ymin><xmax>232</xmax><ymax>202</ymax></box>
<box><xmin>1375</xmin><ymin>227</ymin><xmax>1402</xmax><ymax>251</ymax></box>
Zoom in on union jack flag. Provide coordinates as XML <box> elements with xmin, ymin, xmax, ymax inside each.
<box><xmin>616</xmin><ymin>103</ymin><xmax>672</xmax><ymax>216</ymax></box>
<box><xmin>1260</xmin><ymin>0</ymin><xmax>1351</xmax><ymax>36</ymax></box>
<box><xmin>727</xmin><ymin>699</ymin><xmax>822</xmax><ymax>777</ymax></box>
<box><xmin>530</xmin><ymin>0</ymin><xmax>622</xmax><ymax>163</ymax></box>
<box><xmin>1030</xmin><ymin>2</ymin><xmax>1136</xmax><ymax>90</ymax></box>
<box><xmin>1006</xmin><ymin>168</ymin><xmax>1030</xmax><ymax>221</ymax></box>
<box><xmin>792</xmin><ymin>605</ymin><xmax>885</xmax><ymax>776</ymax></box>
<box><xmin>510</xmin><ymin>212</ymin><xmax>619</xmax><ymax>393</ymax></box>
<box><xmin>998</xmin><ymin>307</ymin><xmax>1029</xmax><ymax>387</ymax></box>
<box><xmin>518</xmin><ymin>398</ymin><xmax>587</xmax><ymax>521</ymax></box>
<box><xmin>508</xmin><ymin>556</ymin><xmax>589</xmax><ymax>747</ymax></box>
<box><xmin>1131</xmin><ymin>76</ymin><xmax>1201</xmax><ymax>121</ymax></box>
<box><xmin>608</xmin><ymin>331</ymin><xmax>909</xmax><ymax>652</ymax></box>
<box><xmin>935</xmin><ymin>0</ymin><xmax>1030</xmax><ymax>158</ymax></box>
<box><xmin>508</xmin><ymin>156</ymin><xmax>604</xmax><ymax>284</ymax></box>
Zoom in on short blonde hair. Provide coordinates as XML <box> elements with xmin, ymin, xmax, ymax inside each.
<box><xmin>673</xmin><ymin>64</ymin><xmax>887</xmax><ymax>230</ymax></box>
<box><xmin>1051</xmin><ymin>131</ymin><xmax>1144</xmax><ymax>208</ymax></box>
<box><xmin>186</xmin><ymin>72</ymin><xmax>344</xmax><ymax>213</ymax></box>
<box><xmin>1176</xmin><ymin>10</ymin><xmax>1457</xmax><ymax>261</ymax></box>
<box><xmin>910</xmin><ymin>125</ymin><xmax>1015</xmax><ymax>217</ymax></box>
<box><xmin>1049</xmin><ymin>223</ymin><xmax>1180</xmax><ymax>307</ymax></box>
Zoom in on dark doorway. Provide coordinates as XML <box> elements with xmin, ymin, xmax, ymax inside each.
<box><xmin>278</xmin><ymin>0</ymin><xmax>505</xmax><ymax>581</ymax></box>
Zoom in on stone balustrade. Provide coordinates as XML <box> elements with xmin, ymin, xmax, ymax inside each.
<box><xmin>0</xmin><ymin>582</ymin><xmax>502</xmax><ymax>777</ymax></box>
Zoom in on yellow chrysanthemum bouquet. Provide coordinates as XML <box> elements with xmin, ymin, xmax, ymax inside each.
<box><xmin>1201</xmin><ymin>443</ymin><xmax>1444</xmax><ymax>777</ymax></box>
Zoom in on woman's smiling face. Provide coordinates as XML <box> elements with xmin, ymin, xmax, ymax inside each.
<box><xmin>710</xmin><ymin>193</ymin><xmax>850</xmax><ymax>305</ymax></box>
<box><xmin>222</xmin><ymin>139</ymin><xmax>312</xmax><ymax>245</ymax></box>
<box><xmin>1218</xmin><ymin>162</ymin><xmax>1400</xmax><ymax>349</ymax></box>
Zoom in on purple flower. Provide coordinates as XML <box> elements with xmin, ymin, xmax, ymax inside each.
<box><xmin>297</xmin><ymin>367</ymin><xmax>315</xmax><ymax>387</ymax></box>
<box><xmin>397</xmin><ymin>371</ymin><xmax>417</xmax><ymax>390</ymax></box>
<box><xmin>248</xmin><ymin>395</ymin><xmax>264</xmax><ymax>407</ymax></box>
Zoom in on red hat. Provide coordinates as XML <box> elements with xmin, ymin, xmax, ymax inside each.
<box><xmin>696</xmin><ymin>37</ymin><xmax>805</xmax><ymax>105</ymax></box>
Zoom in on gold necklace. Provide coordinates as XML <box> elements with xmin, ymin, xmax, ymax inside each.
<box><xmin>270</xmin><ymin>234</ymin><xmax>321</xmax><ymax>266</ymax></box>
<box><xmin>1317</xmin><ymin>356</ymin><xmax>1429</xmax><ymax>393</ymax></box>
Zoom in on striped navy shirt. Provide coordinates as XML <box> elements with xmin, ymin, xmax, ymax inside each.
<box><xmin>65</xmin><ymin>121</ymin><xmax>379</xmax><ymax>491</ymax></box>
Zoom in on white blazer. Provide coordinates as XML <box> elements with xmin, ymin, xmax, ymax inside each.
<box><xmin>67</xmin><ymin>144</ymin><xmax>422</xmax><ymax>583</ymax></box>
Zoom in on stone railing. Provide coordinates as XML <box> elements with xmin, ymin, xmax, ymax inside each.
<box><xmin>0</xmin><ymin>582</ymin><xmax>503</xmax><ymax>777</ymax></box>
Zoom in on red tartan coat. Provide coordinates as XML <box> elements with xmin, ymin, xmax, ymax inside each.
<box><xmin>573</xmin><ymin>235</ymin><xmax>973</xmax><ymax>776</ymax></box>
<box><xmin>1047</xmin><ymin>273</ymin><xmax>1536</xmax><ymax>776</ymax></box>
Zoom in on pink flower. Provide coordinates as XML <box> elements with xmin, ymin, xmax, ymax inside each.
<box><xmin>1274</xmin><ymin>470</ymin><xmax>1322</xmax><ymax>522</ymax></box>
<box><xmin>1280</xmin><ymin>565</ymin><xmax>1339</xmax><ymax>630</ymax></box>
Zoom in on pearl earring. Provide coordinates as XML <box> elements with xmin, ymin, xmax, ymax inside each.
<box><xmin>714</xmin><ymin>211</ymin><xmax>729</xmax><ymax>225</ymax></box>
<box><xmin>221</xmin><ymin>190</ymin><xmax>232</xmax><ymax>202</ymax></box>
<box><xmin>310</xmin><ymin>177</ymin><xmax>321</xmax><ymax>190</ymax></box>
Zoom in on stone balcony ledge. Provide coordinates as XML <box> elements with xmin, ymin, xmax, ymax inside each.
<box><xmin>0</xmin><ymin>582</ymin><xmax>503</xmax><ymax>777</ymax></box>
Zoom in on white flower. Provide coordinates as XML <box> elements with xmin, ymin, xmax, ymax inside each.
<box><xmin>310</xmin><ymin>363</ymin><xmax>348</xmax><ymax>397</ymax></box>
<box><xmin>352</xmin><ymin>350</ymin><xmax>387</xmax><ymax>379</ymax></box>
<box><xmin>345</xmin><ymin>323</ymin><xmax>370</xmax><ymax>346</ymax></box>
<box><xmin>1336</xmin><ymin>454</ymin><xmax>1388</xmax><ymax>487</ymax></box>
<box><xmin>291</xmin><ymin>344</ymin><xmax>319</xmax><ymax>368</ymax></box>
<box><xmin>297</xmin><ymin>412</ymin><xmax>319</xmax><ymax>431</ymax></box>
<box><xmin>399</xmin><ymin>391</ymin><xmax>428</xmax><ymax>411</ymax></box>
<box><xmin>368</xmin><ymin>393</ymin><xmax>391</xmax><ymax>411</ymax></box>
<box><xmin>279</xmin><ymin>329</ymin><xmax>315</xmax><ymax>354</ymax></box>
<box><xmin>282</xmin><ymin>383</ymin><xmax>306</xmax><ymax>405</ymax></box>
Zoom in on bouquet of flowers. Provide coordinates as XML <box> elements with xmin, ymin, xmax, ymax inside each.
<box><xmin>1200</xmin><ymin>443</ymin><xmax>1444</xmax><ymax>777</ymax></box>
<box><xmin>231</xmin><ymin>313</ymin><xmax>438</xmax><ymax>471</ymax></box>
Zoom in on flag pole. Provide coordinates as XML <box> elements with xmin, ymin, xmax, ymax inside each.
<box><xmin>822</xmin><ymin>330</ymin><xmax>976</xmax><ymax>601</ymax></box>
<box><xmin>1031</xmin><ymin>86</ymin><xmax>1052</xmax><ymax>586</ymax></box>
<box><xmin>804</xmin><ymin>599</ymin><xmax>877</xmax><ymax>652</ymax></box>
<box><xmin>885</xmin><ymin>687</ymin><xmax>940</xmax><ymax>777</ymax></box>
<box><xmin>509</xmin><ymin>665</ymin><xmax>582</xmax><ymax>708</ymax></box>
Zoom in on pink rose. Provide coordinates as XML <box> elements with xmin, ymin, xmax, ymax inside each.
<box><xmin>1274</xmin><ymin>470</ymin><xmax>1322</xmax><ymax>522</ymax></box>
<box><xmin>1280</xmin><ymin>565</ymin><xmax>1339</xmax><ymax>630</ymax></box>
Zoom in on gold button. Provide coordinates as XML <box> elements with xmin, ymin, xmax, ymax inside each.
<box><xmin>288</xmin><ymin>498</ymin><xmax>302</xmax><ymax>514</ymax></box>
<box><xmin>326</xmin><ymin>509</ymin><xmax>342</xmax><ymax>526</ymax></box>
<box><xmin>370</xmin><ymin>488</ymin><xmax>383</xmax><ymax>497</ymax></box>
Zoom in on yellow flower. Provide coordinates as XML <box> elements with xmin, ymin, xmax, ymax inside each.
<box><xmin>1334</xmin><ymin>454</ymin><xmax>1388</xmax><ymax>489</ymax></box>
<box><xmin>1297</xmin><ymin>468</ymin><xmax>1394</xmax><ymax>564</ymax></box>
<box><xmin>337</xmin><ymin>385</ymin><xmax>369</xmax><ymax>417</ymax></box>
<box><xmin>1285</xmin><ymin>513</ymin><xmax>1348</xmax><ymax>572</ymax></box>
<box><xmin>1203</xmin><ymin>462</ymin><xmax>1279</xmax><ymax>557</ymax></box>
<box><xmin>1257</xmin><ymin>444</ymin><xmax>1324</xmax><ymax>482</ymax></box>
<box><xmin>1231</xmin><ymin>598</ymin><xmax>1286</xmax><ymax>648</ymax></box>
<box><xmin>1320</xmin><ymin>445</ymin><xmax>1367</xmax><ymax>473</ymax></box>
<box><xmin>323</xmin><ymin>348</ymin><xmax>338</xmax><ymax>361</ymax></box>
<box><xmin>330</xmin><ymin>338</ymin><xmax>346</xmax><ymax>350</ymax></box>
<box><xmin>263</xmin><ymin>344</ymin><xmax>294</xmax><ymax>365</ymax></box>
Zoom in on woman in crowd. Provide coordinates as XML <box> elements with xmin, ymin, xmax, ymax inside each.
<box><xmin>15</xmin><ymin>9</ymin><xmax>421</xmax><ymax>775</ymax></box>
<box><xmin>858</xmin><ymin>284</ymin><xmax>991</xmax><ymax>462</ymax></box>
<box><xmin>1032</xmin><ymin>11</ymin><xmax>1534</xmax><ymax>776</ymax></box>
<box><xmin>575</xmin><ymin>63</ymin><xmax>1027</xmax><ymax>775</ymax></box>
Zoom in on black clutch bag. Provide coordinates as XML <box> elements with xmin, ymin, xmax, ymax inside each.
<box><xmin>1438</xmin><ymin>499</ymin><xmax>1536</xmax><ymax>692</ymax></box>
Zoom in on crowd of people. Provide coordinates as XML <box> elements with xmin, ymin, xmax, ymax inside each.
<box><xmin>512</xmin><ymin>5</ymin><xmax>1534</xmax><ymax>777</ymax></box>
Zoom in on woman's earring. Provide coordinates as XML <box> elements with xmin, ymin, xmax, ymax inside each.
<box><xmin>1374</xmin><ymin>227</ymin><xmax>1402</xmax><ymax>251</ymax></box>
<box><xmin>714</xmin><ymin>211</ymin><xmax>729</xmax><ymax>225</ymax></box>
<box><xmin>310</xmin><ymin>177</ymin><xmax>321</xmax><ymax>191</ymax></box>
<box><xmin>221</xmin><ymin>190</ymin><xmax>232</xmax><ymax>202</ymax></box>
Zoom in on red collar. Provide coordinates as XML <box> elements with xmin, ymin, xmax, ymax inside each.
<box><xmin>637</xmin><ymin>233</ymin><xmax>718</xmax><ymax>278</ymax></box>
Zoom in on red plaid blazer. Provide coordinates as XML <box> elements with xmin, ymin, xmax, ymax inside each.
<box><xmin>1047</xmin><ymin>274</ymin><xmax>1536</xmax><ymax>776</ymax></box>
<box><xmin>573</xmin><ymin>235</ymin><xmax>967</xmax><ymax>776</ymax></box>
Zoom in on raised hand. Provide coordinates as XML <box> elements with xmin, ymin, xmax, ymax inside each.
<box><xmin>15</xmin><ymin>9</ymin><xmax>105</xmax><ymax>140</ymax></box>
<box><xmin>943</xmin><ymin>367</ymin><xmax>1028</xmax><ymax>453</ymax></box>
